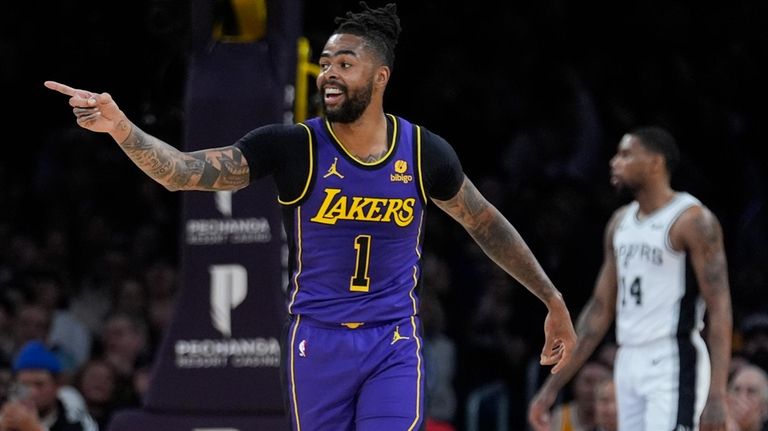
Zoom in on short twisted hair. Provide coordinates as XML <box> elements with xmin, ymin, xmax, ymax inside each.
<box><xmin>333</xmin><ymin>2</ymin><xmax>401</xmax><ymax>69</ymax></box>
<box><xmin>629</xmin><ymin>126</ymin><xmax>680</xmax><ymax>175</ymax></box>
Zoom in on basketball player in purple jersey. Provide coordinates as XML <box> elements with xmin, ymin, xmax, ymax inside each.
<box><xmin>45</xmin><ymin>3</ymin><xmax>577</xmax><ymax>429</ymax></box>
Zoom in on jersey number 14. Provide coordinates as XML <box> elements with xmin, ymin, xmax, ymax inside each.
<box><xmin>620</xmin><ymin>276</ymin><xmax>642</xmax><ymax>306</ymax></box>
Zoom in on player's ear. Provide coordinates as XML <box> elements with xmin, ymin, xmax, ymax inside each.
<box><xmin>652</xmin><ymin>153</ymin><xmax>667</xmax><ymax>174</ymax></box>
<box><xmin>375</xmin><ymin>65</ymin><xmax>390</xmax><ymax>87</ymax></box>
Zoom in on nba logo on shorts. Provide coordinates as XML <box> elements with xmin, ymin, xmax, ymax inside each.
<box><xmin>299</xmin><ymin>339</ymin><xmax>308</xmax><ymax>357</ymax></box>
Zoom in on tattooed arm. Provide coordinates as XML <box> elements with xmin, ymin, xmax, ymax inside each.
<box><xmin>118</xmin><ymin>128</ymin><xmax>249</xmax><ymax>191</ymax></box>
<box><xmin>432</xmin><ymin>176</ymin><xmax>577</xmax><ymax>373</ymax></box>
<box><xmin>672</xmin><ymin>205</ymin><xmax>732</xmax><ymax>431</ymax></box>
<box><xmin>527</xmin><ymin>207</ymin><xmax>623</xmax><ymax>431</ymax></box>
<box><xmin>44</xmin><ymin>81</ymin><xmax>250</xmax><ymax>191</ymax></box>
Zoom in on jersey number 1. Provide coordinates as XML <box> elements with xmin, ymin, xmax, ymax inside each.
<box><xmin>620</xmin><ymin>276</ymin><xmax>642</xmax><ymax>306</ymax></box>
<box><xmin>350</xmin><ymin>235</ymin><xmax>372</xmax><ymax>292</ymax></box>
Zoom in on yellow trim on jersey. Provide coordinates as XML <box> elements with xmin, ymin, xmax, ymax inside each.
<box><xmin>324</xmin><ymin>114</ymin><xmax>399</xmax><ymax>166</ymax></box>
<box><xmin>408</xmin><ymin>210</ymin><xmax>425</xmax><ymax>315</ymax></box>
<box><xmin>287</xmin><ymin>207</ymin><xmax>303</xmax><ymax>313</ymax></box>
<box><xmin>409</xmin><ymin>266</ymin><xmax>419</xmax><ymax>316</ymax></box>
<box><xmin>289</xmin><ymin>315</ymin><xmax>302</xmax><ymax>431</ymax></box>
<box><xmin>278</xmin><ymin>123</ymin><xmax>314</xmax><ymax>205</ymax></box>
<box><xmin>407</xmin><ymin>316</ymin><xmax>423</xmax><ymax>431</ymax></box>
<box><xmin>415</xmin><ymin>125</ymin><xmax>427</xmax><ymax>204</ymax></box>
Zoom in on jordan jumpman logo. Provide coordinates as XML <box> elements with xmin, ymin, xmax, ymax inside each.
<box><xmin>323</xmin><ymin>157</ymin><xmax>344</xmax><ymax>179</ymax></box>
<box><xmin>390</xmin><ymin>326</ymin><xmax>411</xmax><ymax>345</ymax></box>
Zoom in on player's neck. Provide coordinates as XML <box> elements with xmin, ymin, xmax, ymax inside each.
<box><xmin>329</xmin><ymin>108</ymin><xmax>388</xmax><ymax>162</ymax></box>
<box><xmin>634</xmin><ymin>183</ymin><xmax>675</xmax><ymax>216</ymax></box>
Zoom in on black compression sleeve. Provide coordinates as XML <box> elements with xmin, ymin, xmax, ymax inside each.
<box><xmin>233</xmin><ymin>124</ymin><xmax>311</xmax><ymax>201</ymax></box>
<box><xmin>419</xmin><ymin>127</ymin><xmax>464</xmax><ymax>201</ymax></box>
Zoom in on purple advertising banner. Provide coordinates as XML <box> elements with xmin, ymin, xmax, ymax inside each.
<box><xmin>145</xmin><ymin>43</ymin><xmax>289</xmax><ymax>414</ymax></box>
<box><xmin>110</xmin><ymin>1</ymin><xmax>300</xmax><ymax>427</ymax></box>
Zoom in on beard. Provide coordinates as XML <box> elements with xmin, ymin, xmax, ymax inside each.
<box><xmin>612</xmin><ymin>183</ymin><xmax>636</xmax><ymax>202</ymax></box>
<box><xmin>322</xmin><ymin>81</ymin><xmax>373</xmax><ymax>123</ymax></box>
<box><xmin>611</xmin><ymin>177</ymin><xmax>638</xmax><ymax>202</ymax></box>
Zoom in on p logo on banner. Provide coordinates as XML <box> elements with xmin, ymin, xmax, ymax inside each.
<box><xmin>210</xmin><ymin>264</ymin><xmax>248</xmax><ymax>337</ymax></box>
<box><xmin>215</xmin><ymin>191</ymin><xmax>233</xmax><ymax>217</ymax></box>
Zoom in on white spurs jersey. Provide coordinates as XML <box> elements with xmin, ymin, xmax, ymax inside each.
<box><xmin>613</xmin><ymin>192</ymin><xmax>706</xmax><ymax>346</ymax></box>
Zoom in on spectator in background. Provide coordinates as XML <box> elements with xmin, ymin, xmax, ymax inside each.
<box><xmin>142</xmin><ymin>261</ymin><xmax>177</xmax><ymax>352</ymax></box>
<box><xmin>96</xmin><ymin>311</ymin><xmax>149</xmax><ymax>379</ymax></box>
<box><xmin>727</xmin><ymin>363</ymin><xmax>768</xmax><ymax>431</ymax></box>
<box><xmin>547</xmin><ymin>360</ymin><xmax>611</xmax><ymax>431</ymax></box>
<box><xmin>27</xmin><ymin>271</ymin><xmax>92</xmax><ymax>369</ymax></box>
<box><xmin>69</xmin><ymin>246</ymin><xmax>130</xmax><ymax>337</ymax></box>
<box><xmin>111</xmin><ymin>277</ymin><xmax>147</xmax><ymax>319</ymax></box>
<box><xmin>129</xmin><ymin>363</ymin><xmax>153</xmax><ymax>408</ymax></box>
<box><xmin>739</xmin><ymin>313</ymin><xmax>768</xmax><ymax>373</ymax></box>
<box><xmin>10</xmin><ymin>304</ymin><xmax>50</xmax><ymax>355</ymax></box>
<box><xmin>10</xmin><ymin>303</ymin><xmax>78</xmax><ymax>381</ymax></box>
<box><xmin>593</xmin><ymin>378</ymin><xmax>617</xmax><ymax>431</ymax></box>
<box><xmin>0</xmin><ymin>340</ymin><xmax>96</xmax><ymax>431</ymax></box>
<box><xmin>74</xmin><ymin>359</ymin><xmax>128</xmax><ymax>430</ymax></box>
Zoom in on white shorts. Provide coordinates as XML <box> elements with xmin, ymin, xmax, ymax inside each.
<box><xmin>614</xmin><ymin>333</ymin><xmax>710</xmax><ymax>431</ymax></box>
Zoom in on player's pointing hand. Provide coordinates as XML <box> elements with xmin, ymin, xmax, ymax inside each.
<box><xmin>44</xmin><ymin>81</ymin><xmax>130</xmax><ymax>137</ymax></box>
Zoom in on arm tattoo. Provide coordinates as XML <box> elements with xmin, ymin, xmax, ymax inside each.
<box><xmin>169</xmin><ymin>158</ymin><xmax>205</xmax><ymax>189</ymax></box>
<box><xmin>435</xmin><ymin>179</ymin><xmax>557</xmax><ymax>301</ymax></box>
<box><xmin>189</xmin><ymin>150</ymin><xmax>250</xmax><ymax>190</ymax></box>
<box><xmin>435</xmin><ymin>179</ymin><xmax>487</xmax><ymax>229</ymax></box>
<box><xmin>689</xmin><ymin>208</ymin><xmax>732</xmax><ymax>399</ymax></box>
<box><xmin>116</xmin><ymin>118</ymin><xmax>131</xmax><ymax>133</ymax></box>
<box><xmin>118</xmin><ymin>125</ymin><xmax>249</xmax><ymax>191</ymax></box>
<box><xmin>692</xmin><ymin>211</ymin><xmax>728</xmax><ymax>288</ymax></box>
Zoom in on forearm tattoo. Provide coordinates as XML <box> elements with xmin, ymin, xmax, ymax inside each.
<box><xmin>118</xmin><ymin>125</ymin><xmax>248</xmax><ymax>191</ymax></box>
<box><xmin>189</xmin><ymin>150</ymin><xmax>250</xmax><ymax>189</ymax></box>
<box><xmin>438</xmin><ymin>180</ymin><xmax>557</xmax><ymax>300</ymax></box>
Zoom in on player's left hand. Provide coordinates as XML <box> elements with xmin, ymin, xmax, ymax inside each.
<box><xmin>540</xmin><ymin>301</ymin><xmax>576</xmax><ymax>374</ymax></box>
<box><xmin>700</xmin><ymin>395</ymin><xmax>728</xmax><ymax>431</ymax></box>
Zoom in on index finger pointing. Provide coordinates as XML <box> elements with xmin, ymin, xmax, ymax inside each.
<box><xmin>44</xmin><ymin>81</ymin><xmax>81</xmax><ymax>97</ymax></box>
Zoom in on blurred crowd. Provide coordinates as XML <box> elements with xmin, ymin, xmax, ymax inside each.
<box><xmin>2</xmin><ymin>1</ymin><xmax>768</xmax><ymax>430</ymax></box>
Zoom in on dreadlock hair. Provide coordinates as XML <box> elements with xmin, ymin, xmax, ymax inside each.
<box><xmin>333</xmin><ymin>2</ymin><xmax>401</xmax><ymax>70</ymax></box>
<box><xmin>629</xmin><ymin>126</ymin><xmax>680</xmax><ymax>175</ymax></box>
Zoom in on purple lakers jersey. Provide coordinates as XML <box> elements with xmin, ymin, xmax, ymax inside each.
<box><xmin>285</xmin><ymin>115</ymin><xmax>427</xmax><ymax>323</ymax></box>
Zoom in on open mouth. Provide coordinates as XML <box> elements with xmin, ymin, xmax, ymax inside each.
<box><xmin>324</xmin><ymin>86</ymin><xmax>344</xmax><ymax>106</ymax></box>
